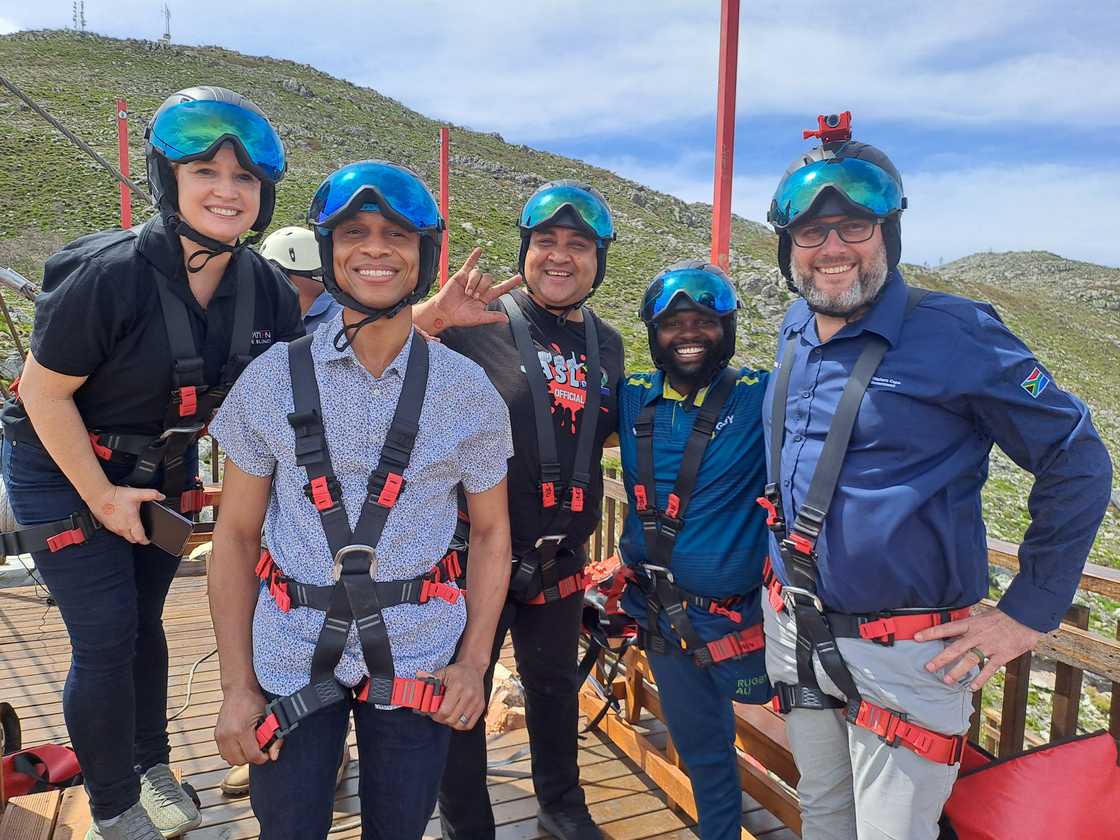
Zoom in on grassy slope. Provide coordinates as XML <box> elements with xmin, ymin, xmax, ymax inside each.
<box><xmin>0</xmin><ymin>32</ymin><xmax>1116</xmax><ymax>596</ymax></box>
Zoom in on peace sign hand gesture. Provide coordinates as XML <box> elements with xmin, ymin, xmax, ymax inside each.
<box><xmin>413</xmin><ymin>248</ymin><xmax>522</xmax><ymax>336</ymax></box>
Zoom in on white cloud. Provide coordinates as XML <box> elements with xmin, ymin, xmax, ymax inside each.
<box><xmin>2</xmin><ymin>1</ymin><xmax>1116</xmax><ymax>138</ymax></box>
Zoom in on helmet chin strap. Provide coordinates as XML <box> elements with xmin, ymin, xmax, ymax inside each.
<box><xmin>523</xmin><ymin>282</ymin><xmax>591</xmax><ymax>324</ymax></box>
<box><xmin>171</xmin><ymin>215</ymin><xmax>246</xmax><ymax>274</ymax></box>
<box><xmin>325</xmin><ymin>274</ymin><xmax>417</xmax><ymax>351</ymax></box>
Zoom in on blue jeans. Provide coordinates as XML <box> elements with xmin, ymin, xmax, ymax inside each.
<box><xmin>1</xmin><ymin>438</ymin><xmax>182</xmax><ymax>820</ymax></box>
<box><xmin>645</xmin><ymin>647</ymin><xmax>749</xmax><ymax>840</ymax></box>
<box><xmin>250</xmin><ymin>695</ymin><xmax>451</xmax><ymax>840</ymax></box>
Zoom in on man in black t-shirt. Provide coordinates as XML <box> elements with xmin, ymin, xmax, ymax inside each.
<box><xmin>423</xmin><ymin>181</ymin><xmax>623</xmax><ymax>840</ymax></box>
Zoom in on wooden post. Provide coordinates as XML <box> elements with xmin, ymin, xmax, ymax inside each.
<box><xmin>116</xmin><ymin>98</ymin><xmax>131</xmax><ymax>229</ymax></box>
<box><xmin>438</xmin><ymin>127</ymin><xmax>450</xmax><ymax>287</ymax></box>
<box><xmin>1050</xmin><ymin>604</ymin><xmax>1090</xmax><ymax>740</ymax></box>
<box><xmin>606</xmin><ymin>467</ymin><xmax>618</xmax><ymax>557</ymax></box>
<box><xmin>1111</xmin><ymin>619</ymin><xmax>1120</xmax><ymax>739</ymax></box>
<box><xmin>999</xmin><ymin>652</ymin><xmax>1032</xmax><ymax>756</ymax></box>
<box><xmin>710</xmin><ymin>0</ymin><xmax>740</xmax><ymax>272</ymax></box>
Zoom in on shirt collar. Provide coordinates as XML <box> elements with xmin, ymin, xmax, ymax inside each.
<box><xmin>780</xmin><ymin>269</ymin><xmax>908</xmax><ymax>348</ymax></box>
<box><xmin>637</xmin><ymin>369</ymin><xmax>716</xmax><ymax>408</ymax></box>
<box><xmin>136</xmin><ymin>214</ymin><xmax>244</xmax><ymax>303</ymax></box>
<box><xmin>305</xmin><ymin>290</ymin><xmax>335</xmax><ymax>318</ymax></box>
<box><xmin>311</xmin><ymin>309</ymin><xmax>414</xmax><ymax>379</ymax></box>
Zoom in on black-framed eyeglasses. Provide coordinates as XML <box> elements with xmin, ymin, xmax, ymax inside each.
<box><xmin>790</xmin><ymin>218</ymin><xmax>881</xmax><ymax>248</ymax></box>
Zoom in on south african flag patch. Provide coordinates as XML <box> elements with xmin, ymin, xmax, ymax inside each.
<box><xmin>1021</xmin><ymin>366</ymin><xmax>1050</xmax><ymax>398</ymax></box>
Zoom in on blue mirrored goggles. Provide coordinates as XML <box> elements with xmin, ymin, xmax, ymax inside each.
<box><xmin>641</xmin><ymin>268</ymin><xmax>740</xmax><ymax>323</ymax></box>
<box><xmin>308</xmin><ymin>161</ymin><xmax>443</xmax><ymax>233</ymax></box>
<box><xmin>768</xmin><ymin>157</ymin><xmax>903</xmax><ymax>230</ymax></box>
<box><xmin>147</xmin><ymin>99</ymin><xmax>286</xmax><ymax>183</ymax></box>
<box><xmin>519</xmin><ymin>184</ymin><xmax>615</xmax><ymax>241</ymax></box>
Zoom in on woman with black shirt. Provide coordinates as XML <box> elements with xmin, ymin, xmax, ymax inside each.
<box><xmin>0</xmin><ymin>86</ymin><xmax>302</xmax><ymax>840</ymax></box>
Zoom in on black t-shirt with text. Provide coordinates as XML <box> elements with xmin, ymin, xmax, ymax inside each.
<box><xmin>3</xmin><ymin>215</ymin><xmax>303</xmax><ymax>443</ymax></box>
<box><xmin>442</xmin><ymin>290</ymin><xmax>624</xmax><ymax>556</ymax></box>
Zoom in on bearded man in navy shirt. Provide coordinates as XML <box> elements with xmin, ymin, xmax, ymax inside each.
<box><xmin>759</xmin><ymin>114</ymin><xmax>1113</xmax><ymax>840</ymax></box>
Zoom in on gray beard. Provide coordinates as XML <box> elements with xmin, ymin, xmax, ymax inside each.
<box><xmin>790</xmin><ymin>245</ymin><xmax>889</xmax><ymax>317</ymax></box>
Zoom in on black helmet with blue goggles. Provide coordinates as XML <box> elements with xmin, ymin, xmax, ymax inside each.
<box><xmin>307</xmin><ymin>160</ymin><xmax>445</xmax><ymax>341</ymax></box>
<box><xmin>145</xmin><ymin>86</ymin><xmax>285</xmax><ymax>232</ymax></box>
<box><xmin>640</xmin><ymin>261</ymin><xmax>741</xmax><ymax>374</ymax></box>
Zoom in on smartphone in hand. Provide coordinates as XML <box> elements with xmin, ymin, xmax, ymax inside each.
<box><xmin>139</xmin><ymin>501</ymin><xmax>194</xmax><ymax>556</ymax></box>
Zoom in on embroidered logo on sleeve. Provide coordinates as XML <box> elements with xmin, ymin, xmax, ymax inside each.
<box><xmin>1020</xmin><ymin>366</ymin><xmax>1050</xmax><ymax>398</ymax></box>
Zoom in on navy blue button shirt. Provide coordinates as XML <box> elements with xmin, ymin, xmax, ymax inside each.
<box><xmin>762</xmin><ymin>272</ymin><xmax>1112</xmax><ymax>632</ymax></box>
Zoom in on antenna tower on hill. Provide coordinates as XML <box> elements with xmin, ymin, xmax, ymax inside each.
<box><xmin>161</xmin><ymin>3</ymin><xmax>171</xmax><ymax>42</ymax></box>
<box><xmin>71</xmin><ymin>1</ymin><xmax>86</xmax><ymax>31</ymax></box>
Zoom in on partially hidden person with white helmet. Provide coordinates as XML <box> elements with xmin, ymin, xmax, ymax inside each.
<box><xmin>259</xmin><ymin>225</ymin><xmax>343</xmax><ymax>333</ymax></box>
<box><xmin>206</xmin><ymin>160</ymin><xmax>515</xmax><ymax>840</ymax></box>
<box><xmin>760</xmin><ymin>112</ymin><xmax>1113</xmax><ymax>838</ymax></box>
<box><xmin>0</xmin><ymin>85</ymin><xmax>304</xmax><ymax>839</ymax></box>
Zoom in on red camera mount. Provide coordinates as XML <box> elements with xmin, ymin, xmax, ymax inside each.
<box><xmin>804</xmin><ymin>112</ymin><xmax>853</xmax><ymax>145</ymax></box>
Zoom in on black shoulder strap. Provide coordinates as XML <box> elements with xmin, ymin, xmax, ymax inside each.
<box><xmin>773</xmin><ymin>285</ymin><xmax>929</xmax><ymax>592</ymax></box>
<box><xmin>635</xmin><ymin>366</ymin><xmax>737</xmax><ymax>568</ymax></box>
<box><xmin>499</xmin><ymin>293</ymin><xmax>602</xmax><ymax>527</ymax></box>
<box><xmin>154</xmin><ymin>274</ymin><xmax>205</xmax><ymax>389</ymax></box>
<box><xmin>218</xmin><ymin>252</ymin><xmax>257</xmax><ymax>385</ymax></box>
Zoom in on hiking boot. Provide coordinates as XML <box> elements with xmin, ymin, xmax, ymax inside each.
<box><xmin>85</xmin><ymin>802</ymin><xmax>163</xmax><ymax>840</ymax></box>
<box><xmin>538</xmin><ymin>806</ymin><xmax>604</xmax><ymax>840</ymax></box>
<box><xmin>219</xmin><ymin>763</ymin><xmax>251</xmax><ymax>798</ymax></box>
<box><xmin>138</xmin><ymin>764</ymin><xmax>203</xmax><ymax>837</ymax></box>
<box><xmin>219</xmin><ymin>748</ymin><xmax>350</xmax><ymax>798</ymax></box>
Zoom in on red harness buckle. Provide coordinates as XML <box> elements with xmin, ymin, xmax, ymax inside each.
<box><xmin>178</xmin><ymin>386</ymin><xmax>198</xmax><ymax>418</ymax></box>
<box><xmin>762</xmin><ymin>557</ymin><xmax>785</xmax><ymax>613</ymax></box>
<box><xmin>665</xmin><ymin>493</ymin><xmax>681</xmax><ymax>519</ymax></box>
<box><xmin>851</xmin><ymin>700</ymin><xmax>965</xmax><ymax>765</ymax></box>
<box><xmin>89</xmin><ymin>433</ymin><xmax>114</xmax><ymax>461</ymax></box>
<box><xmin>269</xmin><ymin>576</ymin><xmax>291</xmax><ymax>613</ymax></box>
<box><xmin>858</xmin><ymin>608</ymin><xmax>972</xmax><ymax>645</ymax></box>
<box><xmin>377</xmin><ymin>473</ymin><xmax>404</xmax><ymax>507</ymax></box>
<box><xmin>255</xmin><ymin>712</ymin><xmax>282</xmax><ymax>750</ymax></box>
<box><xmin>541</xmin><ymin>481</ymin><xmax>557</xmax><ymax>509</ymax></box>
<box><xmin>557</xmin><ymin>572</ymin><xmax>587</xmax><ymax>600</ymax></box>
<box><xmin>442</xmin><ymin>550</ymin><xmax>462</xmax><ymax>581</ymax></box>
<box><xmin>178</xmin><ymin>487</ymin><xmax>208</xmax><ymax>514</ymax></box>
<box><xmin>46</xmin><ymin>526</ymin><xmax>87</xmax><ymax>553</ymax></box>
<box><xmin>390</xmin><ymin>676</ymin><xmax>444</xmax><ymax>714</ymax></box>
<box><xmin>633</xmin><ymin>485</ymin><xmax>648</xmax><ymax>512</ymax></box>
<box><xmin>785</xmin><ymin>532</ymin><xmax>815</xmax><ymax>557</ymax></box>
<box><xmin>255</xmin><ymin>549</ymin><xmax>274</xmax><ymax>579</ymax></box>
<box><xmin>708</xmin><ymin>600</ymin><xmax>743</xmax><ymax>624</ymax></box>
<box><xmin>419</xmin><ymin>578</ymin><xmax>461</xmax><ymax>605</ymax></box>
<box><xmin>569</xmin><ymin>486</ymin><xmax>585</xmax><ymax>513</ymax></box>
<box><xmin>308</xmin><ymin>476</ymin><xmax>336</xmax><ymax>512</ymax></box>
<box><xmin>756</xmin><ymin>495</ymin><xmax>782</xmax><ymax>528</ymax></box>
<box><xmin>705</xmin><ymin>624</ymin><xmax>765</xmax><ymax>663</ymax></box>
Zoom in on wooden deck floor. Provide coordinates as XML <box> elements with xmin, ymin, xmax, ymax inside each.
<box><xmin>0</xmin><ymin>576</ymin><xmax>792</xmax><ymax>839</ymax></box>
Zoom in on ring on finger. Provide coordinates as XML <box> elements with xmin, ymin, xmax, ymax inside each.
<box><xmin>458</xmin><ymin>714</ymin><xmax>470</xmax><ymax>725</ymax></box>
<box><xmin>969</xmin><ymin>647</ymin><xmax>989</xmax><ymax>667</ymax></box>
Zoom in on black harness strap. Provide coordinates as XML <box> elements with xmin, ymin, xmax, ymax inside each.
<box><xmin>631</xmin><ymin>368</ymin><xmax>750</xmax><ymax>666</ymax></box>
<box><xmin>499</xmin><ymin>293</ymin><xmax>602</xmax><ymax>602</ymax></box>
<box><xmin>256</xmin><ymin>332</ymin><xmax>441</xmax><ymax>751</ymax></box>
<box><xmin>765</xmin><ymin>287</ymin><xmax>964</xmax><ymax>765</ymax></box>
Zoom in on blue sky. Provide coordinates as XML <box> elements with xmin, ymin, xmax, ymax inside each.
<box><xmin>2</xmin><ymin>1</ymin><xmax>1118</xmax><ymax>267</ymax></box>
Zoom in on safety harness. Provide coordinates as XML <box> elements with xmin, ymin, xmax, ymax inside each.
<box><xmin>0</xmin><ymin>243</ymin><xmax>254</xmax><ymax>557</ymax></box>
<box><xmin>758</xmin><ymin>287</ymin><xmax>968</xmax><ymax>766</ymax></box>
<box><xmin>254</xmin><ymin>332</ymin><xmax>449</xmax><ymax>752</ymax></box>
<box><xmin>499</xmin><ymin>293</ymin><xmax>601</xmax><ymax>604</ymax></box>
<box><xmin>628</xmin><ymin>367</ymin><xmax>765</xmax><ymax>666</ymax></box>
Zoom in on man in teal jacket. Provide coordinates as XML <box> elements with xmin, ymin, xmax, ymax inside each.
<box><xmin>615</xmin><ymin>261</ymin><xmax>771</xmax><ymax>839</ymax></box>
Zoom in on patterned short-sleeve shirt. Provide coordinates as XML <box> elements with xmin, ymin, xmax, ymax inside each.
<box><xmin>209</xmin><ymin>311</ymin><xmax>513</xmax><ymax>699</ymax></box>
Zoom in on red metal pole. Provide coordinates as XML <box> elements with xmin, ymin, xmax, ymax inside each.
<box><xmin>710</xmin><ymin>0</ymin><xmax>740</xmax><ymax>272</ymax></box>
<box><xmin>116</xmin><ymin>98</ymin><xmax>131</xmax><ymax>229</ymax></box>
<box><xmin>439</xmin><ymin>126</ymin><xmax>450</xmax><ymax>286</ymax></box>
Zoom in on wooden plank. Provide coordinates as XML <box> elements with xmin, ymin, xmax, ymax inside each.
<box><xmin>985</xmin><ymin>538</ymin><xmax>1120</xmax><ymax>600</ymax></box>
<box><xmin>1050</xmin><ymin>604</ymin><xmax>1089</xmax><ymax>741</ymax></box>
<box><xmin>0</xmin><ymin>791</ymin><xmax>60</xmax><ymax>840</ymax></box>
<box><xmin>998</xmin><ymin>651</ymin><xmax>1031</xmax><ymax>757</ymax></box>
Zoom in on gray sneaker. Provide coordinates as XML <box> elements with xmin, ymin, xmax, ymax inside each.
<box><xmin>85</xmin><ymin>802</ymin><xmax>163</xmax><ymax>840</ymax></box>
<box><xmin>138</xmin><ymin>764</ymin><xmax>203</xmax><ymax>837</ymax></box>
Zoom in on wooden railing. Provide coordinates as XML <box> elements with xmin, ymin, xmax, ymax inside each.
<box><xmin>589</xmin><ymin>466</ymin><xmax>1120</xmax><ymax>748</ymax></box>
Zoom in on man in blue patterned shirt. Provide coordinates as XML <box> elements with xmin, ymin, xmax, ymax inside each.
<box><xmin>207</xmin><ymin>161</ymin><xmax>515</xmax><ymax>840</ymax></box>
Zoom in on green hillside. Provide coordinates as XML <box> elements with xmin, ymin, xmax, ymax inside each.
<box><xmin>0</xmin><ymin>30</ymin><xmax>1116</xmax><ymax>590</ymax></box>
